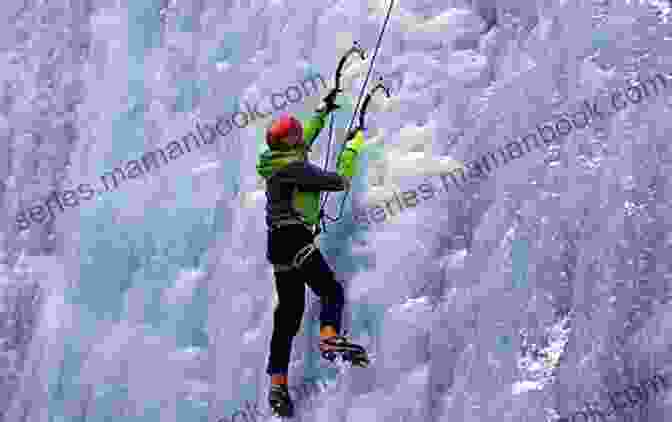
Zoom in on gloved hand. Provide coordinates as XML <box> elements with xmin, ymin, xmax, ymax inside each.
<box><xmin>316</xmin><ymin>87</ymin><xmax>342</xmax><ymax>113</ymax></box>
<box><xmin>337</xmin><ymin>129</ymin><xmax>366</xmax><ymax>178</ymax></box>
<box><xmin>344</xmin><ymin>128</ymin><xmax>366</xmax><ymax>153</ymax></box>
<box><xmin>345</xmin><ymin>127</ymin><xmax>357</xmax><ymax>141</ymax></box>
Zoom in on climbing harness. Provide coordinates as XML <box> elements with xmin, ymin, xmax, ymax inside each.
<box><xmin>318</xmin><ymin>0</ymin><xmax>395</xmax><ymax>232</ymax></box>
<box><xmin>272</xmin><ymin>242</ymin><xmax>318</xmax><ymax>273</ymax></box>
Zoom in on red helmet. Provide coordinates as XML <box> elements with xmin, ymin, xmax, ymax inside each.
<box><xmin>266</xmin><ymin>115</ymin><xmax>303</xmax><ymax>150</ymax></box>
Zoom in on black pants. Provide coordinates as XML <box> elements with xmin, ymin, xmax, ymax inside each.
<box><xmin>266</xmin><ymin>224</ymin><xmax>344</xmax><ymax>376</ymax></box>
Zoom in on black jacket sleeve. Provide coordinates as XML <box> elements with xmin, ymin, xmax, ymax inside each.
<box><xmin>271</xmin><ymin>161</ymin><xmax>347</xmax><ymax>192</ymax></box>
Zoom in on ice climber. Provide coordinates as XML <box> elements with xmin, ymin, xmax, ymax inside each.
<box><xmin>256</xmin><ymin>87</ymin><xmax>370</xmax><ymax>417</ymax></box>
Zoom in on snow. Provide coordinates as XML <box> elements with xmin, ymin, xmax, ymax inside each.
<box><xmin>0</xmin><ymin>1</ymin><xmax>671</xmax><ymax>422</ymax></box>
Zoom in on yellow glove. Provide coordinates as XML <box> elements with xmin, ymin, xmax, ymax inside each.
<box><xmin>337</xmin><ymin>130</ymin><xmax>366</xmax><ymax>178</ymax></box>
<box><xmin>344</xmin><ymin>129</ymin><xmax>366</xmax><ymax>153</ymax></box>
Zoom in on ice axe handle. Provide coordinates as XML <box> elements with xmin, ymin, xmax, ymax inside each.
<box><xmin>333</xmin><ymin>41</ymin><xmax>367</xmax><ymax>92</ymax></box>
<box><xmin>357</xmin><ymin>76</ymin><xmax>392</xmax><ymax>130</ymax></box>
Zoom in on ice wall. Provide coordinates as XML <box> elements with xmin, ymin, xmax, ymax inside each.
<box><xmin>0</xmin><ymin>1</ymin><xmax>671</xmax><ymax>422</ymax></box>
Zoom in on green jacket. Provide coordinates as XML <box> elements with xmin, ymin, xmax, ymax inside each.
<box><xmin>256</xmin><ymin>110</ymin><xmax>363</xmax><ymax>228</ymax></box>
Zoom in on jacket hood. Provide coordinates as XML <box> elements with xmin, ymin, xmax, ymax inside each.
<box><xmin>256</xmin><ymin>148</ymin><xmax>307</xmax><ymax>179</ymax></box>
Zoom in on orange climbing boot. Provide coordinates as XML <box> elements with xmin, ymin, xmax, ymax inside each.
<box><xmin>318</xmin><ymin>326</ymin><xmax>370</xmax><ymax>367</ymax></box>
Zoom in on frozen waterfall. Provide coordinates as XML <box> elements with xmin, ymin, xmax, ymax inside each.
<box><xmin>1</xmin><ymin>1</ymin><xmax>672</xmax><ymax>422</ymax></box>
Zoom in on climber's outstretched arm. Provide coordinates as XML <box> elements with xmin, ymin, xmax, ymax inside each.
<box><xmin>301</xmin><ymin>109</ymin><xmax>330</xmax><ymax>150</ymax></box>
<box><xmin>336</xmin><ymin>129</ymin><xmax>366</xmax><ymax>180</ymax></box>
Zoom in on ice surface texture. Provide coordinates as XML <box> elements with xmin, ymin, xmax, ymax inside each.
<box><xmin>1</xmin><ymin>1</ymin><xmax>672</xmax><ymax>422</ymax></box>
